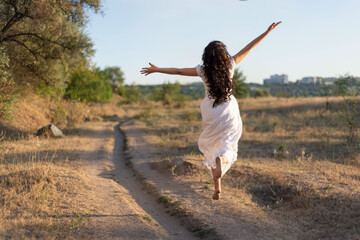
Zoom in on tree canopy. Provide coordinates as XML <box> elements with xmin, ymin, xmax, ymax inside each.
<box><xmin>0</xmin><ymin>0</ymin><xmax>102</xmax><ymax>90</ymax></box>
<box><xmin>233</xmin><ymin>68</ymin><xmax>248</xmax><ymax>98</ymax></box>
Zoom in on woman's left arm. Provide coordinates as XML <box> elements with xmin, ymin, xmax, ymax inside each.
<box><xmin>141</xmin><ymin>63</ymin><xmax>198</xmax><ymax>76</ymax></box>
<box><xmin>233</xmin><ymin>21</ymin><xmax>281</xmax><ymax>64</ymax></box>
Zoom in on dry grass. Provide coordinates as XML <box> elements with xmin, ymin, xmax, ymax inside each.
<box><xmin>132</xmin><ymin>96</ymin><xmax>360</xmax><ymax>239</ymax></box>
<box><xmin>0</xmin><ymin>94</ymin><xmax>126</xmax><ymax>140</ymax></box>
<box><xmin>0</xmin><ymin>94</ymin><xmax>123</xmax><ymax>239</ymax></box>
<box><xmin>0</xmin><ymin>154</ymin><xmax>95</xmax><ymax>239</ymax></box>
<box><xmin>1</xmin><ymin>94</ymin><xmax>359</xmax><ymax>239</ymax></box>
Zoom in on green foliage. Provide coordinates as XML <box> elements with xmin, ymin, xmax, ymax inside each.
<box><xmin>35</xmin><ymin>82</ymin><xmax>65</xmax><ymax>98</ymax></box>
<box><xmin>102</xmin><ymin>66</ymin><xmax>125</xmax><ymax>93</ymax></box>
<box><xmin>334</xmin><ymin>75</ymin><xmax>353</xmax><ymax>96</ymax></box>
<box><xmin>158</xmin><ymin>196</ymin><xmax>173</xmax><ymax>205</ymax></box>
<box><xmin>65</xmin><ymin>67</ymin><xmax>113</xmax><ymax>102</ymax></box>
<box><xmin>233</xmin><ymin>68</ymin><xmax>249</xmax><ymax>98</ymax></box>
<box><xmin>152</xmin><ymin>82</ymin><xmax>188</xmax><ymax>105</ymax></box>
<box><xmin>0</xmin><ymin>0</ymin><xmax>101</xmax><ymax>92</ymax></box>
<box><xmin>123</xmin><ymin>84</ymin><xmax>142</xmax><ymax>104</ymax></box>
<box><xmin>118</xmin><ymin>85</ymin><xmax>126</xmax><ymax>96</ymax></box>
<box><xmin>0</xmin><ymin>47</ymin><xmax>16</xmax><ymax>120</ymax></box>
<box><xmin>277</xmin><ymin>144</ymin><xmax>287</xmax><ymax>153</ymax></box>
<box><xmin>254</xmin><ymin>89</ymin><xmax>271</xmax><ymax>98</ymax></box>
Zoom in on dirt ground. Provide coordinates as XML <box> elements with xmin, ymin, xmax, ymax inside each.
<box><xmin>1</xmin><ymin>120</ymin><xmax>196</xmax><ymax>239</ymax></box>
<box><xmin>1</xmin><ymin>96</ymin><xmax>359</xmax><ymax>239</ymax></box>
<box><xmin>122</xmin><ymin>119</ymin><xmax>302</xmax><ymax>240</ymax></box>
<box><xmin>72</xmin><ymin>121</ymin><xmax>196</xmax><ymax>239</ymax></box>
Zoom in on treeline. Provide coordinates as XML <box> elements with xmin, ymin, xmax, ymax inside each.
<box><xmin>0</xmin><ymin>0</ymin><xmax>128</xmax><ymax>119</ymax></box>
<box><xmin>262</xmin><ymin>75</ymin><xmax>360</xmax><ymax>98</ymax></box>
<box><xmin>120</xmin><ymin>68</ymin><xmax>249</xmax><ymax>105</ymax></box>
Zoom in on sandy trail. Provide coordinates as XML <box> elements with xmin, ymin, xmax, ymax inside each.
<box><xmin>76</xmin><ymin>121</ymin><xmax>196</xmax><ymax>239</ymax></box>
<box><xmin>122</xmin><ymin>119</ymin><xmax>302</xmax><ymax>240</ymax></box>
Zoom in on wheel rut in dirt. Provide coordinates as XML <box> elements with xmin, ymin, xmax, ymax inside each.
<box><xmin>110</xmin><ymin>122</ymin><xmax>197</xmax><ymax>240</ymax></box>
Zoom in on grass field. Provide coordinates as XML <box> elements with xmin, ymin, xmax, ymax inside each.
<box><xmin>130</xmin><ymin>96</ymin><xmax>360</xmax><ymax>238</ymax></box>
<box><xmin>1</xmin><ymin>95</ymin><xmax>359</xmax><ymax>239</ymax></box>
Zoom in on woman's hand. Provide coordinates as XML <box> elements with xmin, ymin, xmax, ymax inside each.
<box><xmin>266</xmin><ymin>21</ymin><xmax>282</xmax><ymax>33</ymax></box>
<box><xmin>140</xmin><ymin>63</ymin><xmax>158</xmax><ymax>76</ymax></box>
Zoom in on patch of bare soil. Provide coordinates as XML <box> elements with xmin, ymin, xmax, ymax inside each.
<box><xmin>122</xmin><ymin>119</ymin><xmax>303</xmax><ymax>240</ymax></box>
<box><xmin>77</xmin><ymin>121</ymin><xmax>196</xmax><ymax>240</ymax></box>
<box><xmin>1</xmin><ymin>120</ymin><xmax>196</xmax><ymax>239</ymax></box>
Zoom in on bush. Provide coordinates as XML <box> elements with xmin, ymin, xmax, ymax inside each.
<box><xmin>0</xmin><ymin>47</ymin><xmax>16</xmax><ymax>120</ymax></box>
<box><xmin>118</xmin><ymin>85</ymin><xmax>126</xmax><ymax>97</ymax></box>
<box><xmin>102</xmin><ymin>66</ymin><xmax>125</xmax><ymax>93</ymax></box>
<box><xmin>35</xmin><ymin>82</ymin><xmax>65</xmax><ymax>98</ymax></box>
<box><xmin>65</xmin><ymin>67</ymin><xmax>113</xmax><ymax>102</ymax></box>
<box><xmin>123</xmin><ymin>84</ymin><xmax>141</xmax><ymax>104</ymax></box>
<box><xmin>338</xmin><ymin>96</ymin><xmax>360</xmax><ymax>147</ymax></box>
<box><xmin>152</xmin><ymin>82</ymin><xmax>188</xmax><ymax>105</ymax></box>
<box><xmin>254</xmin><ymin>89</ymin><xmax>270</xmax><ymax>98</ymax></box>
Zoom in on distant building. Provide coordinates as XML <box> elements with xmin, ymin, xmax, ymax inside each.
<box><xmin>300</xmin><ymin>76</ymin><xmax>323</xmax><ymax>84</ymax></box>
<box><xmin>263</xmin><ymin>74</ymin><xmax>288</xmax><ymax>85</ymax></box>
<box><xmin>322</xmin><ymin>77</ymin><xmax>338</xmax><ymax>85</ymax></box>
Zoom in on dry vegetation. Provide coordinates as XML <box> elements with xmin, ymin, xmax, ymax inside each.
<box><xmin>0</xmin><ymin>95</ymin><xmax>124</xmax><ymax>239</ymax></box>
<box><xmin>1</xmin><ymin>94</ymin><xmax>359</xmax><ymax>239</ymax></box>
<box><xmin>129</xmin><ymin>96</ymin><xmax>360</xmax><ymax>239</ymax></box>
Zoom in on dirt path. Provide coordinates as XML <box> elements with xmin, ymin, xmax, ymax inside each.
<box><xmin>75</xmin><ymin>121</ymin><xmax>196</xmax><ymax>239</ymax></box>
<box><xmin>122</xmin><ymin>119</ymin><xmax>302</xmax><ymax>240</ymax></box>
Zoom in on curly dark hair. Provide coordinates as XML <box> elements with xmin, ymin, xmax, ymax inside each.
<box><xmin>202</xmin><ymin>41</ymin><xmax>234</xmax><ymax>107</ymax></box>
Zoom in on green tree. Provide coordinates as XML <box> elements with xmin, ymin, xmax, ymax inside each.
<box><xmin>123</xmin><ymin>84</ymin><xmax>141</xmax><ymax>104</ymax></box>
<box><xmin>233</xmin><ymin>68</ymin><xmax>248</xmax><ymax>98</ymax></box>
<box><xmin>102</xmin><ymin>66</ymin><xmax>125</xmax><ymax>93</ymax></box>
<box><xmin>334</xmin><ymin>75</ymin><xmax>353</xmax><ymax>96</ymax></box>
<box><xmin>65</xmin><ymin>67</ymin><xmax>113</xmax><ymax>102</ymax></box>
<box><xmin>0</xmin><ymin>47</ymin><xmax>16</xmax><ymax>119</ymax></box>
<box><xmin>0</xmin><ymin>0</ymin><xmax>101</xmax><ymax>91</ymax></box>
<box><xmin>152</xmin><ymin>82</ymin><xmax>187</xmax><ymax>105</ymax></box>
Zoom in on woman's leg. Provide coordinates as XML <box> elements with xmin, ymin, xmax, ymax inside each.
<box><xmin>211</xmin><ymin>168</ymin><xmax>221</xmax><ymax>200</ymax></box>
<box><xmin>214</xmin><ymin>155</ymin><xmax>228</xmax><ymax>180</ymax></box>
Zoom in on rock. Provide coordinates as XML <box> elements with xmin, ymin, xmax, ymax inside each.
<box><xmin>36</xmin><ymin>124</ymin><xmax>64</xmax><ymax>138</ymax></box>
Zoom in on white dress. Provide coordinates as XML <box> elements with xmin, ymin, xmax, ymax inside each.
<box><xmin>195</xmin><ymin>58</ymin><xmax>242</xmax><ymax>177</ymax></box>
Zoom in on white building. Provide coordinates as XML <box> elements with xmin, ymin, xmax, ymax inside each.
<box><xmin>300</xmin><ymin>76</ymin><xmax>323</xmax><ymax>84</ymax></box>
<box><xmin>263</xmin><ymin>74</ymin><xmax>288</xmax><ymax>85</ymax></box>
<box><xmin>322</xmin><ymin>77</ymin><xmax>338</xmax><ymax>85</ymax></box>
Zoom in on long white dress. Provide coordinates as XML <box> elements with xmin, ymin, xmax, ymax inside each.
<box><xmin>195</xmin><ymin>58</ymin><xmax>242</xmax><ymax>177</ymax></box>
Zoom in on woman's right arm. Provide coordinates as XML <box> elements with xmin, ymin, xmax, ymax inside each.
<box><xmin>233</xmin><ymin>22</ymin><xmax>281</xmax><ymax>64</ymax></box>
<box><xmin>141</xmin><ymin>63</ymin><xmax>198</xmax><ymax>76</ymax></box>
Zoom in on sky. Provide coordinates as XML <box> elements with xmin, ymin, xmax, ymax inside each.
<box><xmin>86</xmin><ymin>0</ymin><xmax>360</xmax><ymax>85</ymax></box>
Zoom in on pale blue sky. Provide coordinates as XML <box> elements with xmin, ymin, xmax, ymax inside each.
<box><xmin>86</xmin><ymin>0</ymin><xmax>360</xmax><ymax>85</ymax></box>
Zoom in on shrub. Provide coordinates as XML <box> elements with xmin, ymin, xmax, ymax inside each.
<box><xmin>118</xmin><ymin>85</ymin><xmax>126</xmax><ymax>97</ymax></box>
<box><xmin>102</xmin><ymin>66</ymin><xmax>125</xmax><ymax>93</ymax></box>
<box><xmin>0</xmin><ymin>47</ymin><xmax>16</xmax><ymax>120</ymax></box>
<box><xmin>338</xmin><ymin>96</ymin><xmax>360</xmax><ymax>147</ymax></box>
<box><xmin>333</xmin><ymin>75</ymin><xmax>352</xmax><ymax>96</ymax></box>
<box><xmin>123</xmin><ymin>84</ymin><xmax>141</xmax><ymax>104</ymax></box>
<box><xmin>65</xmin><ymin>67</ymin><xmax>113</xmax><ymax>102</ymax></box>
<box><xmin>152</xmin><ymin>82</ymin><xmax>188</xmax><ymax>105</ymax></box>
<box><xmin>254</xmin><ymin>89</ymin><xmax>270</xmax><ymax>98</ymax></box>
<box><xmin>35</xmin><ymin>82</ymin><xmax>65</xmax><ymax>98</ymax></box>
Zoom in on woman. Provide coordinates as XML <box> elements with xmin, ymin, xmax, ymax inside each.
<box><xmin>141</xmin><ymin>22</ymin><xmax>281</xmax><ymax>200</ymax></box>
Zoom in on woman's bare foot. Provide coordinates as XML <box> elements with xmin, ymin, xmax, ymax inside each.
<box><xmin>212</xmin><ymin>190</ymin><xmax>221</xmax><ymax>200</ymax></box>
<box><xmin>212</xmin><ymin>178</ymin><xmax>221</xmax><ymax>200</ymax></box>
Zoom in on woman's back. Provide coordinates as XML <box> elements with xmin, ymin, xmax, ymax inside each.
<box><xmin>196</xmin><ymin>57</ymin><xmax>237</xmax><ymax>99</ymax></box>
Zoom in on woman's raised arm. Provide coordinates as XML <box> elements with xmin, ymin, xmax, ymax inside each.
<box><xmin>233</xmin><ymin>22</ymin><xmax>281</xmax><ymax>65</ymax></box>
<box><xmin>140</xmin><ymin>63</ymin><xmax>198</xmax><ymax>76</ymax></box>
